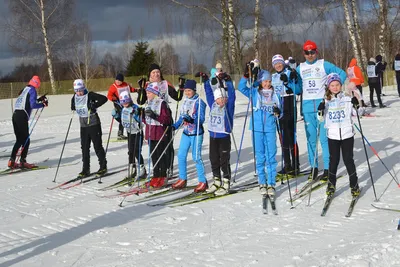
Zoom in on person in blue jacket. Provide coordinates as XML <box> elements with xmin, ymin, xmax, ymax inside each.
<box><xmin>199</xmin><ymin>70</ymin><xmax>236</xmax><ymax>196</ymax></box>
<box><xmin>271</xmin><ymin>54</ymin><xmax>300</xmax><ymax>176</ymax></box>
<box><xmin>294</xmin><ymin>40</ymin><xmax>346</xmax><ymax>181</ymax></box>
<box><xmin>171</xmin><ymin>80</ymin><xmax>208</xmax><ymax>193</ymax></box>
<box><xmin>238</xmin><ymin>67</ymin><xmax>282</xmax><ymax>197</ymax></box>
<box><xmin>8</xmin><ymin>75</ymin><xmax>48</xmax><ymax>169</ymax></box>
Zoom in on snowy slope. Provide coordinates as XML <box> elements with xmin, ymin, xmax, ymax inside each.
<box><xmin>0</xmin><ymin>88</ymin><xmax>399</xmax><ymax>267</ymax></box>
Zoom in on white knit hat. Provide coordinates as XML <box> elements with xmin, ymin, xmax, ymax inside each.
<box><xmin>213</xmin><ymin>88</ymin><xmax>227</xmax><ymax>100</ymax></box>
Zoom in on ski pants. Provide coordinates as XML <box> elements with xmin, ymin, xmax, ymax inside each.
<box><xmin>127</xmin><ymin>131</ymin><xmax>144</xmax><ymax>165</ymax></box>
<box><xmin>328</xmin><ymin>137</ymin><xmax>358</xmax><ymax>190</ymax></box>
<box><xmin>209</xmin><ymin>135</ymin><xmax>231</xmax><ymax>180</ymax></box>
<box><xmin>80</xmin><ymin>124</ymin><xmax>107</xmax><ymax>172</ymax></box>
<box><xmin>253</xmin><ymin>131</ymin><xmax>277</xmax><ymax>186</ymax></box>
<box><xmin>303</xmin><ymin>112</ymin><xmax>329</xmax><ymax>170</ymax></box>
<box><xmin>177</xmin><ymin>134</ymin><xmax>206</xmax><ymax>182</ymax></box>
<box><xmin>279</xmin><ymin>114</ymin><xmax>300</xmax><ymax>170</ymax></box>
<box><xmin>149</xmin><ymin>139</ymin><xmax>168</xmax><ymax>178</ymax></box>
<box><xmin>11</xmin><ymin>110</ymin><xmax>30</xmax><ymax>160</ymax></box>
<box><xmin>369</xmin><ymin>83</ymin><xmax>383</xmax><ymax>106</ymax></box>
<box><xmin>396</xmin><ymin>74</ymin><xmax>400</xmax><ymax>96</ymax></box>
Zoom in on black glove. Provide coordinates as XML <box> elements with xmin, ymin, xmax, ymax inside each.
<box><xmin>42</xmin><ymin>97</ymin><xmax>49</xmax><ymax>107</ymax></box>
<box><xmin>217</xmin><ymin>72</ymin><xmax>227</xmax><ymax>80</ymax></box>
<box><xmin>280</xmin><ymin>73</ymin><xmax>288</xmax><ymax>85</ymax></box>
<box><xmin>211</xmin><ymin>77</ymin><xmax>218</xmax><ymax>86</ymax></box>
<box><xmin>182</xmin><ymin>114</ymin><xmax>194</xmax><ymax>124</ymax></box>
<box><xmin>145</xmin><ymin>108</ymin><xmax>157</xmax><ymax>120</ymax></box>
<box><xmin>87</xmin><ymin>100</ymin><xmax>96</xmax><ymax>111</ymax></box>
<box><xmin>137</xmin><ymin>78</ymin><xmax>147</xmax><ymax>89</ymax></box>
<box><xmin>285</xmin><ymin>87</ymin><xmax>293</xmax><ymax>95</ymax></box>
<box><xmin>273</xmin><ymin>106</ymin><xmax>281</xmax><ymax>117</ymax></box>
<box><xmin>178</xmin><ymin>77</ymin><xmax>186</xmax><ymax>89</ymax></box>
<box><xmin>244</xmin><ymin>62</ymin><xmax>250</xmax><ymax>78</ymax></box>
<box><xmin>195</xmin><ymin>72</ymin><xmax>209</xmax><ymax>81</ymax></box>
<box><xmin>37</xmin><ymin>94</ymin><xmax>47</xmax><ymax>102</ymax></box>
<box><xmin>251</xmin><ymin>66</ymin><xmax>259</xmax><ymax>77</ymax></box>
<box><xmin>289</xmin><ymin>69</ymin><xmax>298</xmax><ymax>81</ymax></box>
<box><xmin>317</xmin><ymin>101</ymin><xmax>325</xmax><ymax>116</ymax></box>
<box><xmin>351</xmin><ymin>97</ymin><xmax>359</xmax><ymax>108</ymax></box>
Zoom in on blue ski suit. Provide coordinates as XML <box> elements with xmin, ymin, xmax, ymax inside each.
<box><xmin>238</xmin><ymin>77</ymin><xmax>282</xmax><ymax>186</ymax></box>
<box><xmin>295</xmin><ymin>59</ymin><xmax>346</xmax><ymax>170</ymax></box>
<box><xmin>173</xmin><ymin>94</ymin><xmax>207</xmax><ymax>182</ymax></box>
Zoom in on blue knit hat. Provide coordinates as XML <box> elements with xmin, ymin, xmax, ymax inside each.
<box><xmin>184</xmin><ymin>79</ymin><xmax>197</xmax><ymax>91</ymax></box>
<box><xmin>257</xmin><ymin>70</ymin><xmax>272</xmax><ymax>83</ymax></box>
<box><xmin>146</xmin><ymin>82</ymin><xmax>160</xmax><ymax>96</ymax></box>
<box><xmin>119</xmin><ymin>90</ymin><xmax>132</xmax><ymax>104</ymax></box>
<box><xmin>326</xmin><ymin>73</ymin><xmax>342</xmax><ymax>86</ymax></box>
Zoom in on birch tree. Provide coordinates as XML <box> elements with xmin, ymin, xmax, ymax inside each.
<box><xmin>377</xmin><ymin>0</ymin><xmax>388</xmax><ymax>59</ymax></box>
<box><xmin>5</xmin><ymin>0</ymin><xmax>75</xmax><ymax>93</ymax></box>
<box><xmin>342</xmin><ymin>0</ymin><xmax>362</xmax><ymax>69</ymax></box>
<box><xmin>121</xmin><ymin>26</ymin><xmax>136</xmax><ymax>72</ymax></box>
<box><xmin>253</xmin><ymin>0</ymin><xmax>260</xmax><ymax>60</ymax></box>
<box><xmin>350</xmin><ymin>0</ymin><xmax>366</xmax><ymax>70</ymax></box>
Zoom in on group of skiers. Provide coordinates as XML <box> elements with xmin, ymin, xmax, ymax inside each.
<box><xmin>8</xmin><ymin>39</ymin><xmax>399</xmax><ymax>200</ymax></box>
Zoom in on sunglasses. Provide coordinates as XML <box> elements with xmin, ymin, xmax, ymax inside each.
<box><xmin>304</xmin><ymin>50</ymin><xmax>316</xmax><ymax>55</ymax></box>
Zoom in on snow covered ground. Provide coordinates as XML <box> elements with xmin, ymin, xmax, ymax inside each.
<box><xmin>0</xmin><ymin>87</ymin><xmax>399</xmax><ymax>267</ymax></box>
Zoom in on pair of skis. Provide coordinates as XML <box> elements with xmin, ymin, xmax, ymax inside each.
<box><xmin>262</xmin><ymin>194</ymin><xmax>278</xmax><ymax>215</ymax></box>
<box><xmin>321</xmin><ymin>188</ymin><xmax>362</xmax><ymax>217</ymax></box>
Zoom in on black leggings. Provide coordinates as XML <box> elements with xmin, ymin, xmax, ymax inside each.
<box><xmin>209</xmin><ymin>136</ymin><xmax>231</xmax><ymax>179</ymax></box>
<box><xmin>127</xmin><ymin>132</ymin><xmax>145</xmax><ymax>165</ymax></box>
<box><xmin>11</xmin><ymin>110</ymin><xmax>30</xmax><ymax>160</ymax></box>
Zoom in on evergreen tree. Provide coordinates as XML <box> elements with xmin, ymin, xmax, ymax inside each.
<box><xmin>126</xmin><ymin>41</ymin><xmax>155</xmax><ymax>76</ymax></box>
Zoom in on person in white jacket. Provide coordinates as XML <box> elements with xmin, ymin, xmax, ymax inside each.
<box><xmin>317</xmin><ymin>73</ymin><xmax>361</xmax><ymax>197</ymax></box>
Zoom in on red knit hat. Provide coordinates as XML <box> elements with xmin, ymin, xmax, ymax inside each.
<box><xmin>29</xmin><ymin>75</ymin><xmax>41</xmax><ymax>88</ymax></box>
<box><xmin>303</xmin><ymin>40</ymin><xmax>317</xmax><ymax>51</ymax></box>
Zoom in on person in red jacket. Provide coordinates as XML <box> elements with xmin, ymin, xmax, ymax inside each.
<box><xmin>347</xmin><ymin>58</ymin><xmax>367</xmax><ymax>107</ymax></box>
<box><xmin>107</xmin><ymin>73</ymin><xmax>137</xmax><ymax>140</ymax></box>
<box><xmin>142</xmin><ymin>82</ymin><xmax>173</xmax><ymax>188</ymax></box>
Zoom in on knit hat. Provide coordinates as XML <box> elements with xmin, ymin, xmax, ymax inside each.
<box><xmin>29</xmin><ymin>75</ymin><xmax>41</xmax><ymax>89</ymax></box>
<box><xmin>369</xmin><ymin>57</ymin><xmax>376</xmax><ymax>63</ymax></box>
<box><xmin>213</xmin><ymin>88</ymin><xmax>227</xmax><ymax>100</ymax></box>
<box><xmin>257</xmin><ymin>70</ymin><xmax>272</xmax><ymax>83</ymax></box>
<box><xmin>119</xmin><ymin>90</ymin><xmax>132</xmax><ymax>104</ymax></box>
<box><xmin>272</xmin><ymin>54</ymin><xmax>285</xmax><ymax>67</ymax></box>
<box><xmin>303</xmin><ymin>40</ymin><xmax>317</xmax><ymax>51</ymax></box>
<box><xmin>73</xmin><ymin>79</ymin><xmax>86</xmax><ymax>92</ymax></box>
<box><xmin>148</xmin><ymin>63</ymin><xmax>161</xmax><ymax>77</ymax></box>
<box><xmin>216</xmin><ymin>62</ymin><xmax>223</xmax><ymax>69</ymax></box>
<box><xmin>146</xmin><ymin>82</ymin><xmax>160</xmax><ymax>96</ymax></box>
<box><xmin>326</xmin><ymin>73</ymin><xmax>342</xmax><ymax>86</ymax></box>
<box><xmin>375</xmin><ymin>55</ymin><xmax>383</xmax><ymax>62</ymax></box>
<box><xmin>115</xmin><ymin>73</ymin><xmax>124</xmax><ymax>82</ymax></box>
<box><xmin>184</xmin><ymin>79</ymin><xmax>196</xmax><ymax>91</ymax></box>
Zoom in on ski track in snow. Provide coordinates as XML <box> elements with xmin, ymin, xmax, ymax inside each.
<box><xmin>0</xmin><ymin>90</ymin><xmax>400</xmax><ymax>266</ymax></box>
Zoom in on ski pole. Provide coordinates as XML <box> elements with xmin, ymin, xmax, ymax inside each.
<box><xmin>249</xmin><ymin>66</ymin><xmax>257</xmax><ymax>176</ymax></box>
<box><xmin>53</xmin><ymin>111</ymin><xmax>74</xmax><ymax>182</ymax></box>
<box><xmin>104</xmin><ymin>117</ymin><xmax>114</xmax><ymax>154</ymax></box>
<box><xmin>353</xmin><ymin>123</ymin><xmax>399</xmax><ymax>187</ymax></box>
<box><xmin>307</xmin><ymin>118</ymin><xmax>320</xmax><ymax>207</ymax></box>
<box><xmin>276</xmin><ymin>118</ymin><xmax>293</xmax><ymax>207</ymax></box>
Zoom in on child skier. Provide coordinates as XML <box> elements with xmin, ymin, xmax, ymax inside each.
<box><xmin>143</xmin><ymin>82</ymin><xmax>173</xmax><ymax>188</ymax></box>
<box><xmin>119</xmin><ymin>89</ymin><xmax>147</xmax><ymax>180</ymax></box>
<box><xmin>238</xmin><ymin>67</ymin><xmax>282</xmax><ymax>196</ymax></box>
<box><xmin>202</xmin><ymin>71</ymin><xmax>236</xmax><ymax>195</ymax></box>
<box><xmin>171</xmin><ymin>80</ymin><xmax>208</xmax><ymax>193</ymax></box>
<box><xmin>271</xmin><ymin>54</ymin><xmax>300</xmax><ymax>176</ymax></box>
<box><xmin>317</xmin><ymin>73</ymin><xmax>361</xmax><ymax>197</ymax></box>
<box><xmin>71</xmin><ymin>79</ymin><xmax>108</xmax><ymax>178</ymax></box>
<box><xmin>8</xmin><ymin>75</ymin><xmax>48</xmax><ymax>168</ymax></box>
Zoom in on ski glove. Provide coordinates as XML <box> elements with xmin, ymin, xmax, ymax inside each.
<box><xmin>178</xmin><ymin>77</ymin><xmax>186</xmax><ymax>89</ymax></box>
<box><xmin>243</xmin><ymin>62</ymin><xmax>251</xmax><ymax>78</ymax></box>
<box><xmin>273</xmin><ymin>106</ymin><xmax>281</xmax><ymax>117</ymax></box>
<box><xmin>285</xmin><ymin>87</ymin><xmax>294</xmax><ymax>95</ymax></box>
<box><xmin>137</xmin><ymin>78</ymin><xmax>147</xmax><ymax>89</ymax></box>
<box><xmin>317</xmin><ymin>101</ymin><xmax>325</xmax><ymax>112</ymax></box>
<box><xmin>211</xmin><ymin>77</ymin><xmax>218</xmax><ymax>86</ymax></box>
<box><xmin>280</xmin><ymin>73</ymin><xmax>289</xmax><ymax>85</ymax></box>
<box><xmin>351</xmin><ymin>97</ymin><xmax>359</xmax><ymax>108</ymax></box>
<box><xmin>182</xmin><ymin>114</ymin><xmax>194</xmax><ymax>124</ymax></box>
<box><xmin>317</xmin><ymin>101</ymin><xmax>325</xmax><ymax>120</ymax></box>
<box><xmin>145</xmin><ymin>108</ymin><xmax>158</xmax><ymax>120</ymax></box>
<box><xmin>289</xmin><ymin>69</ymin><xmax>298</xmax><ymax>81</ymax></box>
<box><xmin>195</xmin><ymin>72</ymin><xmax>209</xmax><ymax>81</ymax></box>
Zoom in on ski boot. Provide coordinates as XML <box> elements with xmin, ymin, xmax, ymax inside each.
<box><xmin>206</xmin><ymin>177</ymin><xmax>221</xmax><ymax>193</ymax></box>
<box><xmin>318</xmin><ymin>169</ymin><xmax>329</xmax><ymax>182</ymax></box>
<box><xmin>351</xmin><ymin>185</ymin><xmax>361</xmax><ymax>197</ymax></box>
<box><xmin>117</xmin><ymin>129</ymin><xmax>128</xmax><ymax>140</ymax></box>
<box><xmin>326</xmin><ymin>184</ymin><xmax>336</xmax><ymax>196</ymax></box>
<box><xmin>78</xmin><ymin>169</ymin><xmax>91</xmax><ymax>178</ymax></box>
<box><xmin>96</xmin><ymin>167</ymin><xmax>107</xmax><ymax>176</ymax></box>
<box><xmin>19</xmin><ymin>158</ymin><xmax>36</xmax><ymax>169</ymax></box>
<box><xmin>307</xmin><ymin>168</ymin><xmax>319</xmax><ymax>181</ymax></box>
<box><xmin>7</xmin><ymin>158</ymin><xmax>17</xmax><ymax>168</ymax></box>
<box><xmin>172</xmin><ymin>179</ymin><xmax>187</xmax><ymax>189</ymax></box>
<box><xmin>259</xmin><ymin>184</ymin><xmax>267</xmax><ymax>195</ymax></box>
<box><xmin>194</xmin><ymin>181</ymin><xmax>208</xmax><ymax>193</ymax></box>
<box><xmin>215</xmin><ymin>178</ymin><xmax>230</xmax><ymax>196</ymax></box>
<box><xmin>136</xmin><ymin>164</ymin><xmax>147</xmax><ymax>180</ymax></box>
<box><xmin>267</xmin><ymin>186</ymin><xmax>276</xmax><ymax>197</ymax></box>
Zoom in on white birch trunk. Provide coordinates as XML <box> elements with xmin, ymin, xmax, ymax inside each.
<box><xmin>39</xmin><ymin>0</ymin><xmax>56</xmax><ymax>94</ymax></box>
<box><xmin>350</xmin><ymin>0</ymin><xmax>366</xmax><ymax>71</ymax></box>
<box><xmin>342</xmin><ymin>0</ymin><xmax>361</xmax><ymax>70</ymax></box>
<box><xmin>221</xmin><ymin>0</ymin><xmax>230</xmax><ymax>72</ymax></box>
<box><xmin>377</xmin><ymin>0</ymin><xmax>388</xmax><ymax>59</ymax></box>
<box><xmin>253</xmin><ymin>0</ymin><xmax>260</xmax><ymax>60</ymax></box>
<box><xmin>227</xmin><ymin>0</ymin><xmax>238</xmax><ymax>74</ymax></box>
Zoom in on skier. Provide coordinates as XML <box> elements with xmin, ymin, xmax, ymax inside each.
<box><xmin>375</xmin><ymin>54</ymin><xmax>387</xmax><ymax>93</ymax></box>
<box><xmin>392</xmin><ymin>53</ymin><xmax>400</xmax><ymax>97</ymax></box>
<box><xmin>71</xmin><ymin>79</ymin><xmax>108</xmax><ymax>178</ymax></box>
<box><xmin>107</xmin><ymin>73</ymin><xmax>137</xmax><ymax>140</ymax></box>
<box><xmin>170</xmin><ymin>79</ymin><xmax>208</xmax><ymax>193</ymax></box>
<box><xmin>137</xmin><ymin>63</ymin><xmax>183</xmax><ymax>178</ymax></box>
<box><xmin>294</xmin><ymin>40</ymin><xmax>346</xmax><ymax>181</ymax></box>
<box><xmin>238</xmin><ymin>68</ymin><xmax>282</xmax><ymax>196</ymax></box>
<box><xmin>8</xmin><ymin>75</ymin><xmax>48</xmax><ymax>168</ymax></box>
<box><xmin>367</xmin><ymin>57</ymin><xmax>386</xmax><ymax>108</ymax></box>
<box><xmin>347</xmin><ymin>58</ymin><xmax>367</xmax><ymax>107</ymax></box>
<box><xmin>206</xmin><ymin>71</ymin><xmax>235</xmax><ymax>195</ymax></box>
<box><xmin>317</xmin><ymin>73</ymin><xmax>361</xmax><ymax>197</ymax></box>
<box><xmin>142</xmin><ymin>82</ymin><xmax>172</xmax><ymax>188</ymax></box>
<box><xmin>271</xmin><ymin>54</ymin><xmax>300</xmax><ymax>176</ymax></box>
<box><xmin>119</xmin><ymin>89</ymin><xmax>147</xmax><ymax>180</ymax></box>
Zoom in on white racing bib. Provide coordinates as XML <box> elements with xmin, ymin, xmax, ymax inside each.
<box><xmin>145</xmin><ymin>98</ymin><xmax>163</xmax><ymax>126</ymax></box>
<box><xmin>14</xmin><ymin>87</ymin><xmax>30</xmax><ymax>113</ymax></box>
<box><xmin>367</xmin><ymin>65</ymin><xmax>377</xmax><ymax>78</ymax></box>
<box><xmin>74</xmin><ymin>94</ymin><xmax>89</xmax><ymax>118</ymax></box>
<box><xmin>208</xmin><ymin>102</ymin><xmax>227</xmax><ymax>133</ymax></box>
<box><xmin>347</xmin><ymin>66</ymin><xmax>355</xmax><ymax>79</ymax></box>
<box><xmin>121</xmin><ymin>107</ymin><xmax>141</xmax><ymax>134</ymax></box>
<box><xmin>300</xmin><ymin>59</ymin><xmax>327</xmax><ymax>100</ymax></box>
<box><xmin>394</xmin><ymin>60</ymin><xmax>400</xmax><ymax>71</ymax></box>
<box><xmin>325</xmin><ymin>95</ymin><xmax>352</xmax><ymax>129</ymax></box>
<box><xmin>271</xmin><ymin>73</ymin><xmax>285</xmax><ymax>96</ymax></box>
